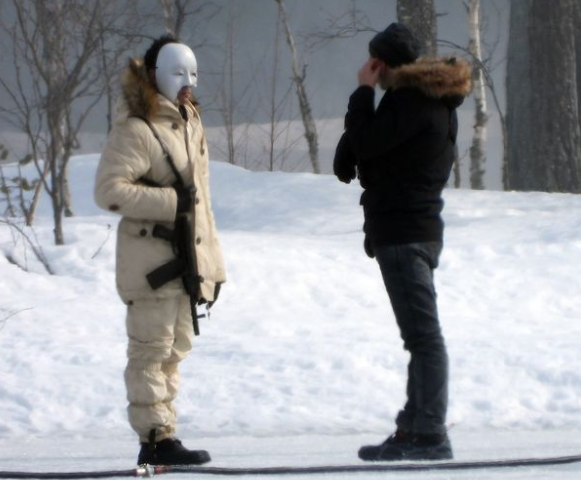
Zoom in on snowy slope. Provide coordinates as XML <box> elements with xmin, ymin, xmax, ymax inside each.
<box><xmin>1</xmin><ymin>155</ymin><xmax>581</xmax><ymax>478</ymax></box>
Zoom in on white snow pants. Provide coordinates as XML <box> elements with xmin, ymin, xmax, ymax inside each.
<box><xmin>124</xmin><ymin>294</ymin><xmax>193</xmax><ymax>443</ymax></box>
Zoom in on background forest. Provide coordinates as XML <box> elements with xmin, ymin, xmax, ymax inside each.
<box><xmin>0</xmin><ymin>0</ymin><xmax>580</xmax><ymax>246</ymax></box>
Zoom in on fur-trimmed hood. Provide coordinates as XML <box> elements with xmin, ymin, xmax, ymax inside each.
<box><xmin>388</xmin><ymin>56</ymin><xmax>473</xmax><ymax>108</ymax></box>
<box><xmin>119</xmin><ymin>58</ymin><xmax>160</xmax><ymax>120</ymax></box>
<box><xmin>117</xmin><ymin>58</ymin><xmax>199</xmax><ymax>121</ymax></box>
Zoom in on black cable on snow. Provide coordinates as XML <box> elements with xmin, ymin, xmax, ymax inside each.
<box><xmin>169</xmin><ymin>454</ymin><xmax>581</xmax><ymax>475</ymax></box>
<box><xmin>1</xmin><ymin>454</ymin><xmax>580</xmax><ymax>479</ymax></box>
<box><xmin>0</xmin><ymin>468</ymin><xmax>146</xmax><ymax>479</ymax></box>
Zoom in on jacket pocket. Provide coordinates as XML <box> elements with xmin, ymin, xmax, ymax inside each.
<box><xmin>116</xmin><ymin>218</ymin><xmax>181</xmax><ymax>301</ymax></box>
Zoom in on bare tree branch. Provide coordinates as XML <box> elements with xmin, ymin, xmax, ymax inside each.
<box><xmin>0</xmin><ymin>307</ymin><xmax>34</xmax><ymax>332</ymax></box>
<box><xmin>274</xmin><ymin>0</ymin><xmax>320</xmax><ymax>174</ymax></box>
<box><xmin>305</xmin><ymin>0</ymin><xmax>377</xmax><ymax>50</ymax></box>
<box><xmin>0</xmin><ymin>217</ymin><xmax>53</xmax><ymax>274</ymax></box>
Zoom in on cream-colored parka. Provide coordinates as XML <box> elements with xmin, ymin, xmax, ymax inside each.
<box><xmin>95</xmin><ymin>59</ymin><xmax>226</xmax><ymax>304</ymax></box>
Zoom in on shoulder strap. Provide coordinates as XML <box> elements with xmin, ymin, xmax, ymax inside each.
<box><xmin>132</xmin><ymin>115</ymin><xmax>185</xmax><ymax>187</ymax></box>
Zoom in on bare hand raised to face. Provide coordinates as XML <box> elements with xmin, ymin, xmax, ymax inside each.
<box><xmin>358</xmin><ymin>58</ymin><xmax>383</xmax><ymax>87</ymax></box>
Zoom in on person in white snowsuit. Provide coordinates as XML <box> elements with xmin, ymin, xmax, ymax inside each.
<box><xmin>95</xmin><ymin>35</ymin><xmax>226</xmax><ymax>466</ymax></box>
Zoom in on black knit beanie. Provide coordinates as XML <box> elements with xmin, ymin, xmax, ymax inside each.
<box><xmin>369</xmin><ymin>23</ymin><xmax>422</xmax><ymax>68</ymax></box>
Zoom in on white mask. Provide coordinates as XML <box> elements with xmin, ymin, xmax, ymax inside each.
<box><xmin>155</xmin><ymin>43</ymin><xmax>198</xmax><ymax>103</ymax></box>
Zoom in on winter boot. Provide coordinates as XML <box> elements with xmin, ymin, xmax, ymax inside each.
<box><xmin>358</xmin><ymin>430</ymin><xmax>413</xmax><ymax>461</ymax></box>
<box><xmin>359</xmin><ymin>431</ymin><xmax>453</xmax><ymax>461</ymax></box>
<box><xmin>137</xmin><ymin>432</ymin><xmax>211</xmax><ymax>466</ymax></box>
<box><xmin>403</xmin><ymin>433</ymin><xmax>453</xmax><ymax>461</ymax></box>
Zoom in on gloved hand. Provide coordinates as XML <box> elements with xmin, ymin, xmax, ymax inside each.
<box><xmin>174</xmin><ymin>183</ymin><xmax>197</xmax><ymax>215</ymax></box>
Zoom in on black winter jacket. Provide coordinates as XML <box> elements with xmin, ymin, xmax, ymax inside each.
<box><xmin>334</xmin><ymin>57</ymin><xmax>472</xmax><ymax>246</ymax></box>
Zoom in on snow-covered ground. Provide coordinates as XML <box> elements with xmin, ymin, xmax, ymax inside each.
<box><xmin>1</xmin><ymin>155</ymin><xmax>581</xmax><ymax>478</ymax></box>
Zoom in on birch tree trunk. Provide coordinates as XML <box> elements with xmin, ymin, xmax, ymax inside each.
<box><xmin>468</xmin><ymin>0</ymin><xmax>487</xmax><ymax>190</ymax></box>
<box><xmin>396</xmin><ymin>0</ymin><xmax>437</xmax><ymax>56</ymax></box>
<box><xmin>506</xmin><ymin>0</ymin><xmax>581</xmax><ymax>192</ymax></box>
<box><xmin>574</xmin><ymin>1</ymin><xmax>581</xmax><ymax>123</ymax></box>
<box><xmin>37</xmin><ymin>0</ymin><xmax>66</xmax><ymax>244</ymax></box>
<box><xmin>275</xmin><ymin>0</ymin><xmax>320</xmax><ymax>174</ymax></box>
<box><xmin>220</xmin><ymin>7</ymin><xmax>236</xmax><ymax>165</ymax></box>
<box><xmin>505</xmin><ymin>1</ymin><xmax>532</xmax><ymax>191</ymax></box>
<box><xmin>268</xmin><ymin>9</ymin><xmax>283</xmax><ymax>172</ymax></box>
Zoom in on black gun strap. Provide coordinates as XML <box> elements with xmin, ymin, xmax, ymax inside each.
<box><xmin>132</xmin><ymin>115</ymin><xmax>185</xmax><ymax>187</ymax></box>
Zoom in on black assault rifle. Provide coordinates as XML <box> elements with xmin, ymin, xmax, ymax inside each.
<box><xmin>133</xmin><ymin>115</ymin><xmax>203</xmax><ymax>335</ymax></box>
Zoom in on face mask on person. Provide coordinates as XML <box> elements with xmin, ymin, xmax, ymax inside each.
<box><xmin>155</xmin><ymin>43</ymin><xmax>198</xmax><ymax>103</ymax></box>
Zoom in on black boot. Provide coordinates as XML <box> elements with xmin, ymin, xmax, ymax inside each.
<box><xmin>137</xmin><ymin>437</ymin><xmax>211</xmax><ymax>466</ymax></box>
<box><xmin>359</xmin><ymin>431</ymin><xmax>453</xmax><ymax>461</ymax></box>
<box><xmin>358</xmin><ymin>430</ymin><xmax>413</xmax><ymax>461</ymax></box>
<box><xmin>404</xmin><ymin>433</ymin><xmax>453</xmax><ymax>461</ymax></box>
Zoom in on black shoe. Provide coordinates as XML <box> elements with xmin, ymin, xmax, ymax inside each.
<box><xmin>404</xmin><ymin>433</ymin><xmax>453</xmax><ymax>461</ymax></box>
<box><xmin>358</xmin><ymin>430</ymin><xmax>413</xmax><ymax>461</ymax></box>
<box><xmin>137</xmin><ymin>438</ymin><xmax>211</xmax><ymax>466</ymax></box>
<box><xmin>359</xmin><ymin>431</ymin><xmax>453</xmax><ymax>461</ymax></box>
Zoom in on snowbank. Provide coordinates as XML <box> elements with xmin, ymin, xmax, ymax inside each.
<box><xmin>1</xmin><ymin>156</ymin><xmax>581</xmax><ymax>444</ymax></box>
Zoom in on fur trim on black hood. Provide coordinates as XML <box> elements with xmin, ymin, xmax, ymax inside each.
<box><xmin>388</xmin><ymin>56</ymin><xmax>473</xmax><ymax>108</ymax></box>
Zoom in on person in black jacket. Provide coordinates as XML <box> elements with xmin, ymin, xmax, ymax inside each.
<box><xmin>334</xmin><ymin>23</ymin><xmax>472</xmax><ymax>461</ymax></box>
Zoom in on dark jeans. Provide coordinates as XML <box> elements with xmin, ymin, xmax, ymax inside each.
<box><xmin>373</xmin><ymin>241</ymin><xmax>448</xmax><ymax>436</ymax></box>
